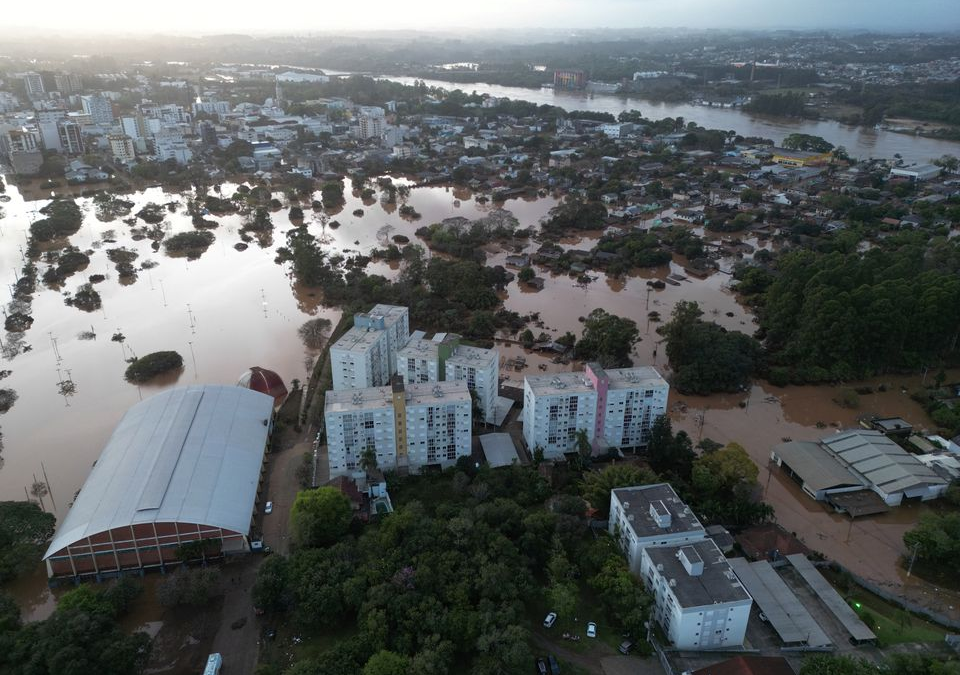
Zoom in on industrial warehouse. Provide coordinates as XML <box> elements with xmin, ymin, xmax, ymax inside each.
<box><xmin>43</xmin><ymin>385</ymin><xmax>275</xmax><ymax>580</ymax></box>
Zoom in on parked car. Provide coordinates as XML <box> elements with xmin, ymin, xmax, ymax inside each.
<box><xmin>618</xmin><ymin>640</ymin><xmax>633</xmax><ymax>654</ymax></box>
<box><xmin>543</xmin><ymin>612</ymin><xmax>557</xmax><ymax>628</ymax></box>
<box><xmin>535</xmin><ymin>657</ymin><xmax>548</xmax><ymax>675</ymax></box>
<box><xmin>586</xmin><ymin>622</ymin><xmax>597</xmax><ymax>638</ymax></box>
<box><xmin>548</xmin><ymin>655</ymin><xmax>561</xmax><ymax>674</ymax></box>
<box><xmin>264</xmin><ymin>501</ymin><xmax>273</xmax><ymax>514</ymax></box>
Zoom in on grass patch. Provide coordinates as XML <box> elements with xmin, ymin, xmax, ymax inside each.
<box><xmin>821</xmin><ymin>567</ymin><xmax>947</xmax><ymax>645</ymax></box>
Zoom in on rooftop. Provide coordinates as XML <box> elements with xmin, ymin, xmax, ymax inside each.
<box><xmin>645</xmin><ymin>539</ymin><xmax>752</xmax><ymax>608</ymax></box>
<box><xmin>772</xmin><ymin>440</ymin><xmax>864</xmax><ymax>493</ymax></box>
<box><xmin>822</xmin><ymin>430</ymin><xmax>947</xmax><ymax>495</ymax></box>
<box><xmin>331</xmin><ymin>324</ymin><xmax>388</xmax><ymax>354</ymax></box>
<box><xmin>525</xmin><ymin>366</ymin><xmax>666</xmax><ymax>397</ymax></box>
<box><xmin>45</xmin><ymin>386</ymin><xmax>274</xmax><ymax>558</ymax></box>
<box><xmin>447</xmin><ymin>343</ymin><xmax>498</xmax><ymax>367</ymax></box>
<box><xmin>325</xmin><ymin>385</ymin><xmax>395</xmax><ymax>414</ymax></box>
<box><xmin>612</xmin><ymin>483</ymin><xmax>704</xmax><ymax>539</ymax></box>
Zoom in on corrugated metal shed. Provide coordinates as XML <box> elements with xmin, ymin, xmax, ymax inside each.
<box><xmin>44</xmin><ymin>385</ymin><xmax>274</xmax><ymax>559</ymax></box>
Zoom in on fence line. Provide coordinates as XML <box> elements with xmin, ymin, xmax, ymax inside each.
<box><xmin>814</xmin><ymin>560</ymin><xmax>960</xmax><ymax>631</ymax></box>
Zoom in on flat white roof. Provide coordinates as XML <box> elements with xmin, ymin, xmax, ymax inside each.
<box><xmin>447</xmin><ymin>344</ymin><xmax>498</xmax><ymax>368</ymax></box>
<box><xmin>330</xmin><ymin>325</ymin><xmax>386</xmax><ymax>354</ymax></box>
<box><xmin>525</xmin><ymin>366</ymin><xmax>666</xmax><ymax>397</ymax></box>
<box><xmin>325</xmin><ymin>386</ymin><xmax>394</xmax><ymax>414</ymax></box>
<box><xmin>45</xmin><ymin>386</ymin><xmax>274</xmax><ymax>558</ymax></box>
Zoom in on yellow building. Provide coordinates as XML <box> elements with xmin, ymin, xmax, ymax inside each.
<box><xmin>771</xmin><ymin>147</ymin><xmax>832</xmax><ymax>167</ymax></box>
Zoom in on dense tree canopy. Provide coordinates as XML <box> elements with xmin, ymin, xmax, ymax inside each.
<box><xmin>574</xmin><ymin>308</ymin><xmax>640</xmax><ymax>368</ymax></box>
<box><xmin>0</xmin><ymin>501</ymin><xmax>57</xmax><ymax>584</ymax></box>
<box><xmin>658</xmin><ymin>301</ymin><xmax>760</xmax><ymax>394</ymax></box>
<box><xmin>757</xmin><ymin>241</ymin><xmax>960</xmax><ymax>383</ymax></box>
<box><xmin>290</xmin><ymin>487</ymin><xmax>353</xmax><ymax>549</ymax></box>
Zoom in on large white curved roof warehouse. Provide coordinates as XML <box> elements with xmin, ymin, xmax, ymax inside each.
<box><xmin>45</xmin><ymin>385</ymin><xmax>274</xmax><ymax>559</ymax></box>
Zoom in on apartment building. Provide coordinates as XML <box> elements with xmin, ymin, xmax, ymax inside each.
<box><xmin>641</xmin><ymin>539</ymin><xmax>753</xmax><ymax>650</ymax></box>
<box><xmin>330</xmin><ymin>305</ymin><xmax>410</xmax><ymax>390</ymax></box>
<box><xmin>445</xmin><ymin>344</ymin><xmax>499</xmax><ymax>425</ymax></box>
<box><xmin>108</xmin><ymin>134</ymin><xmax>136</xmax><ymax>164</ymax></box>
<box><xmin>80</xmin><ymin>94</ymin><xmax>114</xmax><ymax>125</ymax></box>
<box><xmin>325</xmin><ymin>379</ymin><xmax>471</xmax><ymax>477</ymax></box>
<box><xmin>396</xmin><ymin>331</ymin><xmax>500</xmax><ymax>425</ymax></box>
<box><xmin>58</xmin><ymin>121</ymin><xmax>84</xmax><ymax>155</ymax></box>
<box><xmin>522</xmin><ymin>363</ymin><xmax>668</xmax><ymax>457</ymax></box>
<box><xmin>608</xmin><ymin>484</ymin><xmax>705</xmax><ymax>574</ymax></box>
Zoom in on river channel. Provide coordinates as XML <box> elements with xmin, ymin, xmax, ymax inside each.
<box><xmin>380</xmin><ymin>75</ymin><xmax>960</xmax><ymax>165</ymax></box>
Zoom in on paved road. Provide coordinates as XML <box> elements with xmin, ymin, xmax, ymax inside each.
<box><xmin>209</xmin><ymin>556</ymin><xmax>263</xmax><ymax>675</ymax></box>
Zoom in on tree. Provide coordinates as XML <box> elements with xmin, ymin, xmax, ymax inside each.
<box><xmin>363</xmin><ymin>651</ymin><xmax>410</xmax><ymax>675</ymax></box>
<box><xmin>903</xmin><ymin>512</ymin><xmax>960</xmax><ymax>569</ymax></box>
<box><xmin>123</xmin><ymin>351</ymin><xmax>184</xmax><ymax>383</ymax></box>
<box><xmin>658</xmin><ymin>301</ymin><xmax>759</xmax><ymax>394</ymax></box>
<box><xmin>781</xmin><ymin>133</ymin><xmax>834</xmax><ymax>153</ymax></box>
<box><xmin>0</xmin><ymin>501</ymin><xmax>57</xmax><ymax>584</ymax></box>
<box><xmin>646</xmin><ymin>416</ymin><xmax>695</xmax><ymax>482</ymax></box>
<box><xmin>689</xmin><ymin>442</ymin><xmax>772</xmax><ymax>527</ymax></box>
<box><xmin>574</xmin><ymin>308</ymin><xmax>640</xmax><ymax>368</ymax></box>
<box><xmin>518</xmin><ymin>266</ymin><xmax>535</xmax><ymax>283</ymax></box>
<box><xmin>253</xmin><ymin>554</ymin><xmax>291</xmax><ymax>612</ymax></box>
<box><xmin>581</xmin><ymin>464</ymin><xmax>659</xmax><ymax>517</ymax></box>
<box><xmin>289</xmin><ymin>487</ymin><xmax>353</xmax><ymax>548</ymax></box>
<box><xmin>360</xmin><ymin>447</ymin><xmax>378</xmax><ymax>473</ymax></box>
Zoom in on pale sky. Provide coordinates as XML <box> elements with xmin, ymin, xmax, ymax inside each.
<box><xmin>3</xmin><ymin>0</ymin><xmax>958</xmax><ymax>34</ymax></box>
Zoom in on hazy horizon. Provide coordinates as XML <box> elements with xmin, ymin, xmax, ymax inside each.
<box><xmin>2</xmin><ymin>0</ymin><xmax>959</xmax><ymax>36</ymax></box>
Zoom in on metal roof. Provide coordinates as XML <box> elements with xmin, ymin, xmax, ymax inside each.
<box><xmin>771</xmin><ymin>440</ymin><xmax>864</xmax><ymax>493</ymax></box>
<box><xmin>479</xmin><ymin>433</ymin><xmax>519</xmax><ymax>468</ymax></box>
<box><xmin>786</xmin><ymin>554</ymin><xmax>876</xmax><ymax>642</ymax></box>
<box><xmin>44</xmin><ymin>386</ymin><xmax>274</xmax><ymax>558</ymax></box>
<box><xmin>822</xmin><ymin>430</ymin><xmax>946</xmax><ymax>495</ymax></box>
<box><xmin>728</xmin><ymin>558</ymin><xmax>830</xmax><ymax>647</ymax></box>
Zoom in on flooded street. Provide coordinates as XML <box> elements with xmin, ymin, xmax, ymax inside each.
<box><xmin>669</xmin><ymin>375</ymin><xmax>960</xmax><ymax>619</ymax></box>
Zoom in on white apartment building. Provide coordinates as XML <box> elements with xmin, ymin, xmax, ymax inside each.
<box><xmin>21</xmin><ymin>72</ymin><xmax>44</xmax><ymax>98</ymax></box>
<box><xmin>608</xmin><ymin>484</ymin><xmax>705</xmax><ymax>575</ymax></box>
<box><xmin>0</xmin><ymin>92</ymin><xmax>20</xmax><ymax>114</ymax></box>
<box><xmin>80</xmin><ymin>94</ymin><xmax>114</xmax><ymax>125</ymax></box>
<box><xmin>325</xmin><ymin>379</ymin><xmax>472</xmax><ymax>477</ymax></box>
<box><xmin>398</xmin><ymin>331</ymin><xmax>450</xmax><ymax>384</ymax></box>
<box><xmin>641</xmin><ymin>539</ymin><xmax>752</xmax><ymax>650</ymax></box>
<box><xmin>108</xmin><ymin>134</ymin><xmax>136</xmax><ymax>164</ymax></box>
<box><xmin>445</xmin><ymin>344</ymin><xmax>499</xmax><ymax>425</ymax></box>
<box><xmin>358</xmin><ymin>114</ymin><xmax>384</xmax><ymax>140</ymax></box>
<box><xmin>330</xmin><ymin>305</ymin><xmax>410</xmax><ymax>390</ymax></box>
<box><xmin>191</xmin><ymin>99</ymin><xmax>231</xmax><ymax>117</ymax></box>
<box><xmin>395</xmin><ymin>332</ymin><xmax>500</xmax><ymax>425</ymax></box>
<box><xmin>36</xmin><ymin>111</ymin><xmax>65</xmax><ymax>152</ymax></box>
<box><xmin>523</xmin><ymin>363</ymin><xmax>668</xmax><ymax>457</ymax></box>
<box><xmin>153</xmin><ymin>129</ymin><xmax>192</xmax><ymax>164</ymax></box>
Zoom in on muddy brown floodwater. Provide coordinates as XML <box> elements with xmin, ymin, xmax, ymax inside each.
<box><xmin>1</xmin><ymin>174</ymin><xmax>952</xmax><ymax>624</ymax></box>
<box><xmin>0</xmin><ymin>176</ymin><xmax>558</xmax><ymax>620</ymax></box>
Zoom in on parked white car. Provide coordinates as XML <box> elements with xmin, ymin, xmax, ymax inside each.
<box><xmin>543</xmin><ymin>612</ymin><xmax>557</xmax><ymax>628</ymax></box>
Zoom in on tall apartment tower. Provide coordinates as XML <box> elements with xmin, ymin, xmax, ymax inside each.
<box><xmin>522</xmin><ymin>363</ymin><xmax>668</xmax><ymax>457</ymax></box>
<box><xmin>330</xmin><ymin>305</ymin><xmax>410</xmax><ymax>390</ymax></box>
<box><xmin>325</xmin><ymin>379</ymin><xmax>472</xmax><ymax>477</ymax></box>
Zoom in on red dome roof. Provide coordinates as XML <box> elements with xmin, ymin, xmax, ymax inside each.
<box><xmin>238</xmin><ymin>366</ymin><xmax>288</xmax><ymax>403</ymax></box>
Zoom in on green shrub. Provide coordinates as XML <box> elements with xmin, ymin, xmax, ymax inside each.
<box><xmin>124</xmin><ymin>351</ymin><xmax>184</xmax><ymax>383</ymax></box>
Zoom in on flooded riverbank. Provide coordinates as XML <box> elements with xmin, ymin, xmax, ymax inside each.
<box><xmin>378</xmin><ymin>75</ymin><xmax>960</xmax><ymax>165</ymax></box>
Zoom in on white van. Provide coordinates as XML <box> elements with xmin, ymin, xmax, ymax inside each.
<box><xmin>204</xmin><ymin>653</ymin><xmax>222</xmax><ymax>675</ymax></box>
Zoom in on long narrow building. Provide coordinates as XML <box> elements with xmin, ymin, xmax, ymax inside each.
<box><xmin>43</xmin><ymin>385</ymin><xmax>275</xmax><ymax>579</ymax></box>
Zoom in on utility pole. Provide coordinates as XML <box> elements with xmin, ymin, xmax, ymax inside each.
<box><xmin>906</xmin><ymin>541</ymin><xmax>921</xmax><ymax>578</ymax></box>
